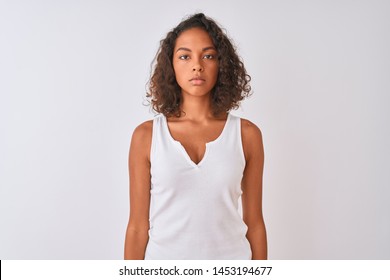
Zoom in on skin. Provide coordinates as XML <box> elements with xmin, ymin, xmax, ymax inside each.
<box><xmin>124</xmin><ymin>27</ymin><xmax>267</xmax><ymax>259</ymax></box>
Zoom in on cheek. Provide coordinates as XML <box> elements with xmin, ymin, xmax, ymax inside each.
<box><xmin>210</xmin><ymin>60</ymin><xmax>219</xmax><ymax>72</ymax></box>
<box><xmin>173</xmin><ymin>62</ymin><xmax>184</xmax><ymax>78</ymax></box>
<box><xmin>172</xmin><ymin>64</ymin><xmax>180</xmax><ymax>82</ymax></box>
<box><xmin>211</xmin><ymin>64</ymin><xmax>219</xmax><ymax>80</ymax></box>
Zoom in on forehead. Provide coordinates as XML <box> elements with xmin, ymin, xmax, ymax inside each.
<box><xmin>174</xmin><ymin>28</ymin><xmax>215</xmax><ymax>50</ymax></box>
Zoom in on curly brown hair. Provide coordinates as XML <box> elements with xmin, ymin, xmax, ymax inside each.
<box><xmin>147</xmin><ymin>13</ymin><xmax>251</xmax><ymax>117</ymax></box>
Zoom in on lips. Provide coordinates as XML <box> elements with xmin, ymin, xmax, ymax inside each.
<box><xmin>190</xmin><ymin>76</ymin><xmax>205</xmax><ymax>81</ymax></box>
<box><xmin>189</xmin><ymin>77</ymin><xmax>205</xmax><ymax>85</ymax></box>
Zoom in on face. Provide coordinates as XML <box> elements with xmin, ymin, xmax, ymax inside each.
<box><xmin>172</xmin><ymin>28</ymin><xmax>219</xmax><ymax>98</ymax></box>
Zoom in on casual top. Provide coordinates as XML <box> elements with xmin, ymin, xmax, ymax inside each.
<box><xmin>144</xmin><ymin>113</ymin><xmax>252</xmax><ymax>260</ymax></box>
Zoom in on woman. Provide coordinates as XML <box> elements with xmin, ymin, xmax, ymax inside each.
<box><xmin>124</xmin><ymin>13</ymin><xmax>267</xmax><ymax>260</ymax></box>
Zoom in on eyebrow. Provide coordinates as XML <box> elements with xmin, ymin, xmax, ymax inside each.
<box><xmin>175</xmin><ymin>46</ymin><xmax>216</xmax><ymax>53</ymax></box>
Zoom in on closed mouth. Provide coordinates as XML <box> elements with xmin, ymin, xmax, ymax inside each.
<box><xmin>189</xmin><ymin>77</ymin><xmax>205</xmax><ymax>81</ymax></box>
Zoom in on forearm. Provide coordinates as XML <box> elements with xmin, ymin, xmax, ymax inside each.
<box><xmin>124</xmin><ymin>227</ymin><xmax>149</xmax><ymax>260</ymax></box>
<box><xmin>246</xmin><ymin>224</ymin><xmax>267</xmax><ymax>260</ymax></box>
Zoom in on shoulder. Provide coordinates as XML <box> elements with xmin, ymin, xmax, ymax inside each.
<box><xmin>240</xmin><ymin>118</ymin><xmax>264</xmax><ymax>161</ymax></box>
<box><xmin>130</xmin><ymin>120</ymin><xmax>153</xmax><ymax>160</ymax></box>
<box><xmin>132</xmin><ymin>120</ymin><xmax>153</xmax><ymax>139</ymax></box>
<box><xmin>240</xmin><ymin>118</ymin><xmax>262</xmax><ymax>140</ymax></box>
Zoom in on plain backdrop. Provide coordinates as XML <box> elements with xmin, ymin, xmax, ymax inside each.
<box><xmin>1</xmin><ymin>0</ymin><xmax>389</xmax><ymax>259</ymax></box>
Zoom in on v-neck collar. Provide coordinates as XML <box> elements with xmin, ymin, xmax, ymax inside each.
<box><xmin>163</xmin><ymin>114</ymin><xmax>231</xmax><ymax>168</ymax></box>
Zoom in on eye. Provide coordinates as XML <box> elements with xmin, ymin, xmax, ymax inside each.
<box><xmin>203</xmin><ymin>54</ymin><xmax>215</xmax><ymax>60</ymax></box>
<box><xmin>179</xmin><ymin>55</ymin><xmax>190</xmax><ymax>60</ymax></box>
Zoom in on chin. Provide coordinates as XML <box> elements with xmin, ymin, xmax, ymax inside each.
<box><xmin>182</xmin><ymin>87</ymin><xmax>213</xmax><ymax>96</ymax></box>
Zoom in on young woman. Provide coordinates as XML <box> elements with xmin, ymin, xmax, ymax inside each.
<box><xmin>124</xmin><ymin>13</ymin><xmax>267</xmax><ymax>260</ymax></box>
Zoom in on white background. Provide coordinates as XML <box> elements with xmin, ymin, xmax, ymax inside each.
<box><xmin>1</xmin><ymin>0</ymin><xmax>389</xmax><ymax>259</ymax></box>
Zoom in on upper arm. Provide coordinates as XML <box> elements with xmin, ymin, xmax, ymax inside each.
<box><xmin>128</xmin><ymin>120</ymin><xmax>153</xmax><ymax>232</ymax></box>
<box><xmin>241</xmin><ymin>119</ymin><xmax>265</xmax><ymax>230</ymax></box>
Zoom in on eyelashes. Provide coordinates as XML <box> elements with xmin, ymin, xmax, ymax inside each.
<box><xmin>178</xmin><ymin>55</ymin><xmax>190</xmax><ymax>60</ymax></box>
<box><xmin>178</xmin><ymin>54</ymin><xmax>216</xmax><ymax>60</ymax></box>
<box><xmin>203</xmin><ymin>54</ymin><xmax>215</xmax><ymax>59</ymax></box>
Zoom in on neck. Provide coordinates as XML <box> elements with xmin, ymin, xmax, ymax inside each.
<box><xmin>179</xmin><ymin>93</ymin><xmax>214</xmax><ymax>121</ymax></box>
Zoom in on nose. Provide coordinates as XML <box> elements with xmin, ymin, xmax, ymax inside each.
<box><xmin>192</xmin><ymin>63</ymin><xmax>203</xmax><ymax>72</ymax></box>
